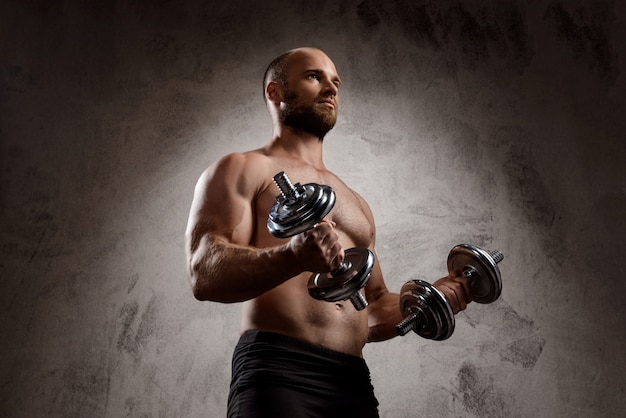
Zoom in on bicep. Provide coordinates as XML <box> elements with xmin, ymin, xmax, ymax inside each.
<box><xmin>185</xmin><ymin>154</ymin><xmax>257</xmax><ymax>255</ymax></box>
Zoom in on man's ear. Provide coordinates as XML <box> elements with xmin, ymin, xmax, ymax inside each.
<box><xmin>266</xmin><ymin>81</ymin><xmax>284</xmax><ymax>104</ymax></box>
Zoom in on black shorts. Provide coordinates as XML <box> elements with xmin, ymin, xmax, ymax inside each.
<box><xmin>227</xmin><ymin>330</ymin><xmax>379</xmax><ymax>418</ymax></box>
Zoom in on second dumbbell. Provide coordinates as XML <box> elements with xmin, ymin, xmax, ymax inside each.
<box><xmin>396</xmin><ymin>244</ymin><xmax>504</xmax><ymax>340</ymax></box>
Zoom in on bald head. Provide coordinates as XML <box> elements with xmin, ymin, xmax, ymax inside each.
<box><xmin>263</xmin><ymin>47</ymin><xmax>333</xmax><ymax>102</ymax></box>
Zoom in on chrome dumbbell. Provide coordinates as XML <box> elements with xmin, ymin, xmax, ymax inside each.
<box><xmin>396</xmin><ymin>244</ymin><xmax>503</xmax><ymax>340</ymax></box>
<box><xmin>267</xmin><ymin>172</ymin><xmax>374</xmax><ymax>310</ymax></box>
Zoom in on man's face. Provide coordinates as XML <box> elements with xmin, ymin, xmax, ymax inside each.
<box><xmin>279</xmin><ymin>49</ymin><xmax>341</xmax><ymax>140</ymax></box>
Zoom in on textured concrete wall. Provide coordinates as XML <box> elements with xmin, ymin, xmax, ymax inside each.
<box><xmin>1</xmin><ymin>1</ymin><xmax>625</xmax><ymax>417</ymax></box>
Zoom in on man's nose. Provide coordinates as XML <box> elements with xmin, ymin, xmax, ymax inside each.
<box><xmin>323</xmin><ymin>82</ymin><xmax>338</xmax><ymax>97</ymax></box>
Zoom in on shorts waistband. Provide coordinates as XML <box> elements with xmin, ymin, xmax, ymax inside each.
<box><xmin>238</xmin><ymin>330</ymin><xmax>366</xmax><ymax>367</ymax></box>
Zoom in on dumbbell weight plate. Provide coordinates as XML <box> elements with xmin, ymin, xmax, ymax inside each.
<box><xmin>399</xmin><ymin>280</ymin><xmax>455</xmax><ymax>341</ymax></box>
<box><xmin>308</xmin><ymin>247</ymin><xmax>374</xmax><ymax>303</ymax></box>
<box><xmin>268</xmin><ymin>183</ymin><xmax>336</xmax><ymax>238</ymax></box>
<box><xmin>447</xmin><ymin>244</ymin><xmax>502</xmax><ymax>304</ymax></box>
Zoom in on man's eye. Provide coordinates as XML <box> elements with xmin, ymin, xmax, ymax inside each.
<box><xmin>308</xmin><ymin>74</ymin><xmax>320</xmax><ymax>80</ymax></box>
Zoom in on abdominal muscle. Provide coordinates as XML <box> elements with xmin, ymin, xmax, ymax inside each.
<box><xmin>240</xmin><ymin>271</ymin><xmax>370</xmax><ymax>357</ymax></box>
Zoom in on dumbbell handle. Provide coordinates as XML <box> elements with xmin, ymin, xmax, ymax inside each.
<box><xmin>396</xmin><ymin>308</ymin><xmax>427</xmax><ymax>336</ymax></box>
<box><xmin>274</xmin><ymin>171</ymin><xmax>301</xmax><ymax>201</ymax></box>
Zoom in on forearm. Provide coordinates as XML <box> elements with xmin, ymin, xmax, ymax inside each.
<box><xmin>367</xmin><ymin>291</ymin><xmax>403</xmax><ymax>342</ymax></box>
<box><xmin>188</xmin><ymin>236</ymin><xmax>301</xmax><ymax>303</ymax></box>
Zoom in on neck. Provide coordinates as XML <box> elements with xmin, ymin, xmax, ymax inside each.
<box><xmin>265</xmin><ymin>123</ymin><xmax>326</xmax><ymax>169</ymax></box>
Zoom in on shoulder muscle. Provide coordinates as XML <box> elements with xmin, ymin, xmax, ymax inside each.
<box><xmin>186</xmin><ymin>152</ymin><xmax>269</xmax><ymax>247</ymax></box>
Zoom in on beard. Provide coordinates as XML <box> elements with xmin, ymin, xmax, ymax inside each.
<box><xmin>280</xmin><ymin>89</ymin><xmax>337</xmax><ymax>140</ymax></box>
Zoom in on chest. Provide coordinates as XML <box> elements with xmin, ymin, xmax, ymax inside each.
<box><xmin>257</xmin><ymin>169</ymin><xmax>374</xmax><ymax>248</ymax></box>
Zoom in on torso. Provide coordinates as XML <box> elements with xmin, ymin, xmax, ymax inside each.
<box><xmin>239</xmin><ymin>149</ymin><xmax>374</xmax><ymax>356</ymax></box>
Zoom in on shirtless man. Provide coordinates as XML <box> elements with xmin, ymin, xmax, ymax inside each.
<box><xmin>185</xmin><ymin>47</ymin><xmax>472</xmax><ymax>417</ymax></box>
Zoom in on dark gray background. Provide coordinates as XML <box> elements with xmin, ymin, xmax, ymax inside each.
<box><xmin>2</xmin><ymin>1</ymin><xmax>625</xmax><ymax>417</ymax></box>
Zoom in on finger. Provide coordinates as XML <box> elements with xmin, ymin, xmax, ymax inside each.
<box><xmin>329</xmin><ymin>241</ymin><xmax>345</xmax><ymax>270</ymax></box>
<box><xmin>319</xmin><ymin>219</ymin><xmax>336</xmax><ymax>226</ymax></box>
<box><xmin>317</xmin><ymin>228</ymin><xmax>342</xmax><ymax>269</ymax></box>
<box><xmin>435</xmin><ymin>281</ymin><xmax>466</xmax><ymax>314</ymax></box>
<box><xmin>448</xmin><ymin>269</ymin><xmax>461</xmax><ymax>278</ymax></box>
<box><xmin>437</xmin><ymin>284</ymin><xmax>458</xmax><ymax>314</ymax></box>
<box><xmin>321</xmin><ymin>227</ymin><xmax>340</xmax><ymax>248</ymax></box>
<box><xmin>446</xmin><ymin>283</ymin><xmax>466</xmax><ymax>313</ymax></box>
<box><xmin>305</xmin><ymin>222</ymin><xmax>331</xmax><ymax>242</ymax></box>
<box><xmin>435</xmin><ymin>275</ymin><xmax>472</xmax><ymax>305</ymax></box>
<box><xmin>314</xmin><ymin>221</ymin><xmax>335</xmax><ymax>235</ymax></box>
<box><xmin>449</xmin><ymin>275</ymin><xmax>473</xmax><ymax>304</ymax></box>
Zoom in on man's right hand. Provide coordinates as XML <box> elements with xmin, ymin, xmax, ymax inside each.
<box><xmin>288</xmin><ymin>220</ymin><xmax>345</xmax><ymax>274</ymax></box>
